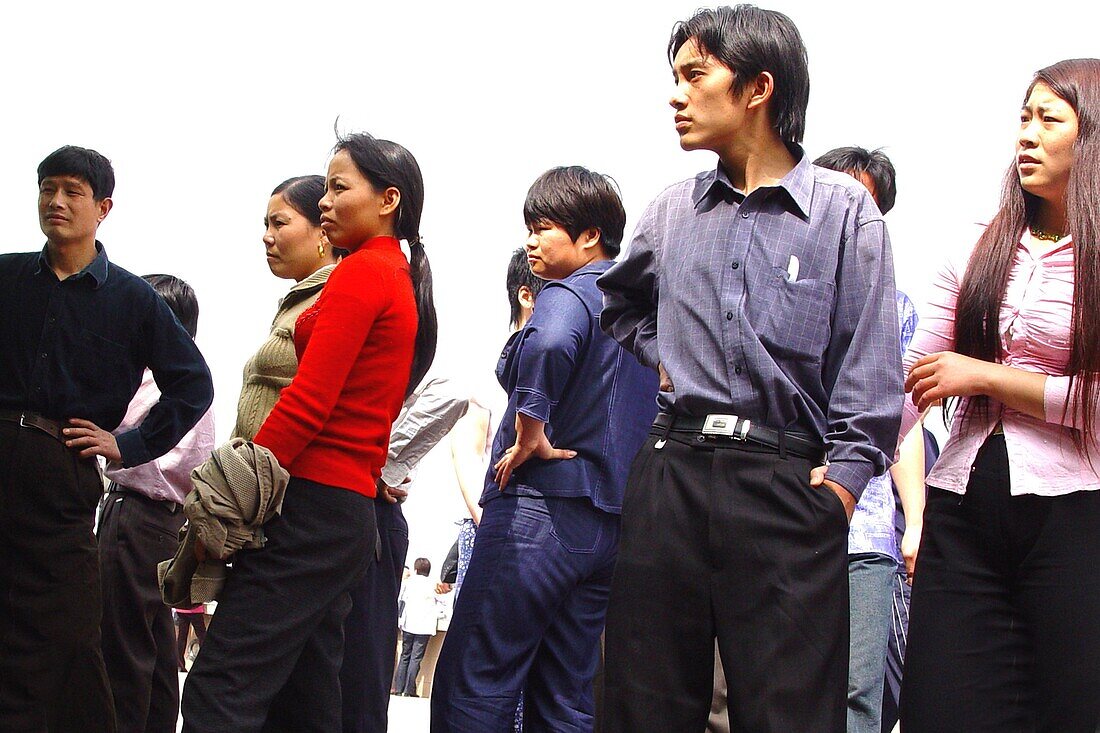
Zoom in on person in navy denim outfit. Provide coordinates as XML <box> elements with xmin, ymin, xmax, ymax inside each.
<box><xmin>430</xmin><ymin>167</ymin><xmax>659</xmax><ymax>732</ymax></box>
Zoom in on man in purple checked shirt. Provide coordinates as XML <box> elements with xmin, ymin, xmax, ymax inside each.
<box><xmin>597</xmin><ymin>6</ymin><xmax>903</xmax><ymax>733</ymax></box>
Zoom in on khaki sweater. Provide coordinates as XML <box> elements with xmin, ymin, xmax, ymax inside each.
<box><xmin>231</xmin><ymin>265</ymin><xmax>335</xmax><ymax>440</ymax></box>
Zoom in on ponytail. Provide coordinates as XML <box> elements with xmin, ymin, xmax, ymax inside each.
<box><xmin>406</xmin><ymin>237</ymin><xmax>438</xmax><ymax>398</ymax></box>
<box><xmin>333</xmin><ymin>133</ymin><xmax>438</xmax><ymax>398</ymax></box>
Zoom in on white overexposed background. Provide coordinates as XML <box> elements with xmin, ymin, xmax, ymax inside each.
<box><xmin>2</xmin><ymin>0</ymin><xmax>1097</xmax><ymax>570</ymax></box>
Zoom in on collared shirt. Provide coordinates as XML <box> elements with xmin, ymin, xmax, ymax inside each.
<box><xmin>484</xmin><ymin>260</ymin><xmax>659</xmax><ymax>513</ymax></box>
<box><xmin>901</xmin><ymin>232</ymin><xmax>1099</xmax><ymax>496</ymax></box>
<box><xmin>380</xmin><ymin>377</ymin><xmax>470</xmax><ymax>488</ymax></box>
<box><xmin>849</xmin><ymin>291</ymin><xmax>918</xmax><ymax>558</ymax></box>
<box><xmin>0</xmin><ymin>243</ymin><xmax>214</xmax><ymax>467</ymax></box>
<box><xmin>105</xmin><ymin>369</ymin><xmax>216</xmax><ymax>504</ymax></box>
<box><xmin>598</xmin><ymin>149</ymin><xmax>903</xmax><ymax>498</ymax></box>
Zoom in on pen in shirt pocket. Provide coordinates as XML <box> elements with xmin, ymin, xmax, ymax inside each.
<box><xmin>786</xmin><ymin>255</ymin><xmax>800</xmax><ymax>281</ymax></box>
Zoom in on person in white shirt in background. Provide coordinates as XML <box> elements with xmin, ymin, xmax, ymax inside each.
<box><xmin>393</xmin><ymin>557</ymin><xmax>444</xmax><ymax>697</ymax></box>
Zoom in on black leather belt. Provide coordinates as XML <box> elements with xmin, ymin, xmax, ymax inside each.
<box><xmin>0</xmin><ymin>410</ymin><xmax>66</xmax><ymax>442</ymax></box>
<box><xmin>652</xmin><ymin>412</ymin><xmax>825</xmax><ymax>463</ymax></box>
<box><xmin>108</xmin><ymin>482</ymin><xmax>182</xmax><ymax>513</ymax></box>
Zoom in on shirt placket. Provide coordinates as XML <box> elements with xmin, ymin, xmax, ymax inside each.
<box><xmin>29</xmin><ymin>277</ymin><xmax>64</xmax><ymax>411</ymax></box>
<box><xmin>722</xmin><ymin>197</ymin><xmax>753</xmax><ymax>408</ymax></box>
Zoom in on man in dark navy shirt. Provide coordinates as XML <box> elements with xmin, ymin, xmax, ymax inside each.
<box><xmin>0</xmin><ymin>146</ymin><xmax>213</xmax><ymax>732</ymax></box>
<box><xmin>431</xmin><ymin>167</ymin><xmax>659</xmax><ymax>732</ymax></box>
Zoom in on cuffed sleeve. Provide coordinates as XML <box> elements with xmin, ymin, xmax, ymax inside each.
<box><xmin>512</xmin><ymin>285</ymin><xmax>590</xmax><ymax>425</ymax></box>
<box><xmin>823</xmin><ymin>211</ymin><xmax>903</xmax><ymax>501</ymax></box>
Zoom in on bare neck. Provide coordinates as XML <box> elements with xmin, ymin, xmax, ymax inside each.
<box><xmin>46</xmin><ymin>238</ymin><xmax>98</xmax><ymax>280</ymax></box>
<box><xmin>717</xmin><ymin>132</ymin><xmax>798</xmax><ymax>195</ymax></box>
<box><xmin>1033</xmin><ymin>197</ymin><xmax>1068</xmax><ymax>238</ymax></box>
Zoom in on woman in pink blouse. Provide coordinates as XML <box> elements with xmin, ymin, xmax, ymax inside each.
<box><xmin>899</xmin><ymin>59</ymin><xmax>1100</xmax><ymax>732</ymax></box>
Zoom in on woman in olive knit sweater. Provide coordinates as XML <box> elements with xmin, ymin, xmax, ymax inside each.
<box><xmin>231</xmin><ymin>175</ymin><xmax>341</xmax><ymax>440</ymax></box>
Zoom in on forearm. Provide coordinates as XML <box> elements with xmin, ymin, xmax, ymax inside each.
<box><xmin>891</xmin><ymin>420</ymin><xmax>926</xmax><ymax>528</ymax></box>
<box><xmin>982</xmin><ymin>362</ymin><xmax>1047</xmax><ymax>420</ymax></box>
<box><xmin>514</xmin><ymin>411</ymin><xmax>548</xmax><ymax>451</ymax></box>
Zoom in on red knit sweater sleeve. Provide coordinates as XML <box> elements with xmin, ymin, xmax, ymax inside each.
<box><xmin>252</xmin><ymin>255</ymin><xmax>389</xmax><ymax>467</ymax></box>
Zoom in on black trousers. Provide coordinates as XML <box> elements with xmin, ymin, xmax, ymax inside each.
<box><xmin>0</xmin><ymin>421</ymin><xmax>116</xmax><ymax>733</ymax></box>
<box><xmin>900</xmin><ymin>435</ymin><xmax>1100</xmax><ymax>732</ymax></box>
<box><xmin>98</xmin><ymin>485</ymin><xmax>185</xmax><ymax>733</ymax></box>
<box><xmin>181</xmin><ymin>478</ymin><xmax>376</xmax><ymax>733</ymax></box>
<box><xmin>602</xmin><ymin>434</ymin><xmax>849</xmax><ymax>733</ymax></box>
<box><xmin>340</xmin><ymin>496</ymin><xmax>409</xmax><ymax>732</ymax></box>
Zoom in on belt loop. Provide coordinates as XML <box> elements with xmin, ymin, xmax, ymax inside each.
<box><xmin>655</xmin><ymin>414</ymin><xmax>674</xmax><ymax>450</ymax></box>
<box><xmin>777</xmin><ymin>428</ymin><xmax>787</xmax><ymax>460</ymax></box>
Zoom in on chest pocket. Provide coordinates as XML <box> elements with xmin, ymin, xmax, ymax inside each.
<box><xmin>75</xmin><ymin>328</ymin><xmax>130</xmax><ymax>389</ymax></box>
<box><xmin>755</xmin><ymin>267</ymin><xmax>836</xmax><ymax>362</ymax></box>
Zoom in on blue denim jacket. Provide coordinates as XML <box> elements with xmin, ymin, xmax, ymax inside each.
<box><xmin>482</xmin><ymin>260</ymin><xmax>659</xmax><ymax>514</ymax></box>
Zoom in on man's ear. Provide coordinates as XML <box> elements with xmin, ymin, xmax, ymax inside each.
<box><xmin>96</xmin><ymin>197</ymin><xmax>113</xmax><ymax>225</ymax></box>
<box><xmin>517</xmin><ymin>285</ymin><xmax>536</xmax><ymax>312</ymax></box>
<box><xmin>577</xmin><ymin>227</ymin><xmax>603</xmax><ymax>253</ymax></box>
<box><xmin>744</xmin><ymin>71</ymin><xmax>775</xmax><ymax>112</ymax></box>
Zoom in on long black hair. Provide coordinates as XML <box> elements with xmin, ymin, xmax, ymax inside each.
<box><xmin>333</xmin><ymin>133</ymin><xmax>438</xmax><ymax>398</ymax></box>
<box><xmin>955</xmin><ymin>58</ymin><xmax>1100</xmax><ymax>455</ymax></box>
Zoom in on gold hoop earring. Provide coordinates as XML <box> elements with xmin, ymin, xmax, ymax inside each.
<box><xmin>317</xmin><ymin>242</ymin><xmax>326</xmax><ymax>259</ymax></box>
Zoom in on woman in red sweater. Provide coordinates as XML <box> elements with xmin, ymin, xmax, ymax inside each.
<box><xmin>182</xmin><ymin>133</ymin><xmax>437</xmax><ymax>733</ymax></box>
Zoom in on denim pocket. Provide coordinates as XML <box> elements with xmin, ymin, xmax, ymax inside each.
<box><xmin>546</xmin><ymin>496</ymin><xmax>603</xmax><ymax>554</ymax></box>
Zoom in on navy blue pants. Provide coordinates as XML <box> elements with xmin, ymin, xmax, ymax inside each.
<box><xmin>181</xmin><ymin>479</ymin><xmax>375</xmax><ymax>733</ymax></box>
<box><xmin>431</xmin><ymin>494</ymin><xmax>619</xmax><ymax>732</ymax></box>
<box><xmin>340</xmin><ymin>497</ymin><xmax>409</xmax><ymax>732</ymax></box>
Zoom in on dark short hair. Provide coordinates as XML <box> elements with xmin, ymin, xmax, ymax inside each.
<box><xmin>413</xmin><ymin>557</ymin><xmax>431</xmax><ymax>576</ymax></box>
<box><xmin>142</xmin><ymin>274</ymin><xmax>199</xmax><ymax>338</ymax></box>
<box><xmin>506</xmin><ymin>247</ymin><xmax>547</xmax><ymax>328</ymax></box>
<box><xmin>668</xmin><ymin>5</ymin><xmax>810</xmax><ymax>143</ymax></box>
<box><xmin>523</xmin><ymin>166</ymin><xmax>626</xmax><ymax>257</ymax></box>
<box><xmin>813</xmin><ymin>146</ymin><xmax>897</xmax><ymax>214</ymax></box>
<box><xmin>37</xmin><ymin>145</ymin><xmax>115</xmax><ymax>200</ymax></box>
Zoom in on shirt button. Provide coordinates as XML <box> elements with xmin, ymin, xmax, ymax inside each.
<box><xmin>732</xmin><ymin>261</ymin><xmax>740</xmax><ymax>270</ymax></box>
<box><xmin>40</xmin><ymin>353</ymin><xmax>47</xmax><ymax>359</ymax></box>
<box><xmin>726</xmin><ymin>311</ymin><xmax>734</xmax><ymax>321</ymax></box>
<box><xmin>741</xmin><ymin>212</ymin><xmax>749</xmax><ymax>219</ymax></box>
<box><xmin>735</xmin><ymin>365</ymin><xmax>743</xmax><ymax>375</ymax></box>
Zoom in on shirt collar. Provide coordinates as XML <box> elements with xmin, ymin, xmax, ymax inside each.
<box><xmin>692</xmin><ymin>144</ymin><xmax>813</xmax><ymax>219</ymax></box>
<box><xmin>34</xmin><ymin>241</ymin><xmax>110</xmax><ymax>288</ymax></box>
<box><xmin>568</xmin><ymin>259</ymin><xmax>614</xmax><ymax>279</ymax></box>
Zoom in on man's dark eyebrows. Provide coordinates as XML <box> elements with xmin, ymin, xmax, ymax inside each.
<box><xmin>672</xmin><ymin>55</ymin><xmax>707</xmax><ymax>80</ymax></box>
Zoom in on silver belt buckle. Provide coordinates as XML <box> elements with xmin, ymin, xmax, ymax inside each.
<box><xmin>702</xmin><ymin>414</ymin><xmax>751</xmax><ymax>441</ymax></box>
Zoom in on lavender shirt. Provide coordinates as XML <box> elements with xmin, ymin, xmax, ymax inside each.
<box><xmin>598</xmin><ymin>148</ymin><xmax>903</xmax><ymax>498</ymax></box>
<box><xmin>848</xmin><ymin>291</ymin><xmax>918</xmax><ymax>558</ymax></box>
<box><xmin>106</xmin><ymin>369</ymin><xmax>215</xmax><ymax>504</ymax></box>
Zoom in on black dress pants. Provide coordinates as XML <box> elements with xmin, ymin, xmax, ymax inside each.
<box><xmin>98</xmin><ymin>485</ymin><xmax>185</xmax><ymax>733</ymax></box>
<box><xmin>0</xmin><ymin>421</ymin><xmax>116</xmax><ymax>733</ymax></box>
<box><xmin>602</xmin><ymin>434</ymin><xmax>849</xmax><ymax>733</ymax></box>
<box><xmin>900</xmin><ymin>434</ymin><xmax>1100</xmax><ymax>732</ymax></box>
<box><xmin>181</xmin><ymin>478</ymin><xmax>376</xmax><ymax>733</ymax></box>
<box><xmin>340</xmin><ymin>496</ymin><xmax>409</xmax><ymax>732</ymax></box>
